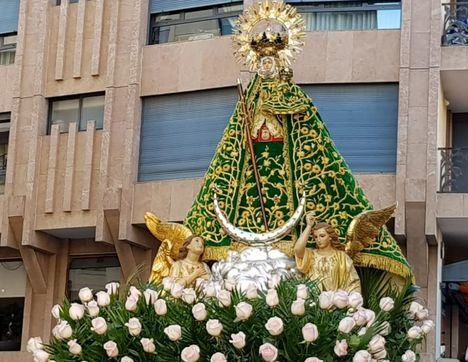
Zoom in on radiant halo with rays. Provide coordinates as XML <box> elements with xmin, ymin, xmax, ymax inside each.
<box><xmin>232</xmin><ymin>0</ymin><xmax>306</xmax><ymax>72</ymax></box>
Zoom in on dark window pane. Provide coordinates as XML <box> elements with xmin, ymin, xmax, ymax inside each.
<box><xmin>220</xmin><ymin>17</ymin><xmax>237</xmax><ymax>35</ymax></box>
<box><xmin>68</xmin><ymin>257</ymin><xmax>121</xmax><ymax>302</ymax></box>
<box><xmin>51</xmin><ymin>99</ymin><xmax>80</xmax><ymax>133</ymax></box>
<box><xmin>0</xmin><ymin>261</ymin><xmax>26</xmax><ymax>351</ymax></box>
<box><xmin>81</xmin><ymin>95</ymin><xmax>104</xmax><ymax>130</ymax></box>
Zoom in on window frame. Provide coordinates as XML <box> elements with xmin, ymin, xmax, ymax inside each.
<box><xmin>47</xmin><ymin>92</ymin><xmax>105</xmax><ymax>134</ymax></box>
<box><xmin>0</xmin><ymin>32</ymin><xmax>17</xmax><ymax>66</ymax></box>
<box><xmin>149</xmin><ymin>2</ymin><xmax>243</xmax><ymax>45</ymax></box>
<box><xmin>294</xmin><ymin>1</ymin><xmax>401</xmax><ymax>14</ymax></box>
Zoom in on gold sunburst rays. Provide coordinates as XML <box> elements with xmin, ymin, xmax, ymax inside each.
<box><xmin>232</xmin><ymin>0</ymin><xmax>306</xmax><ymax>71</ymax></box>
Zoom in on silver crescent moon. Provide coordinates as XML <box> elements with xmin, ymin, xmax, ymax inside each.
<box><xmin>213</xmin><ymin>192</ymin><xmax>306</xmax><ymax>246</ymax></box>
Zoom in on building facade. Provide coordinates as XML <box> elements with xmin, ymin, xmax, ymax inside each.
<box><xmin>0</xmin><ymin>0</ymin><xmax>466</xmax><ymax>360</ymax></box>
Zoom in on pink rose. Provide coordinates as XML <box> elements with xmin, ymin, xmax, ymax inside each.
<box><xmin>265</xmin><ymin>317</ymin><xmax>283</xmax><ymax>336</ymax></box>
<box><xmin>229</xmin><ymin>331</ymin><xmax>246</xmax><ymax>349</ymax></box>
<box><xmin>302</xmin><ymin>323</ymin><xmax>319</xmax><ymax>342</ymax></box>
<box><xmin>259</xmin><ymin>343</ymin><xmax>278</xmax><ymax>361</ymax></box>
<box><xmin>181</xmin><ymin>344</ymin><xmax>200</xmax><ymax>362</ymax></box>
<box><xmin>334</xmin><ymin>339</ymin><xmax>348</xmax><ymax>357</ymax></box>
<box><xmin>352</xmin><ymin>350</ymin><xmax>371</xmax><ymax>362</ymax></box>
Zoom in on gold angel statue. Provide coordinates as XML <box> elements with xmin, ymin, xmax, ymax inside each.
<box><xmin>295</xmin><ymin>204</ymin><xmax>397</xmax><ymax>293</ymax></box>
<box><xmin>145</xmin><ymin>212</ymin><xmax>211</xmax><ymax>286</ymax></box>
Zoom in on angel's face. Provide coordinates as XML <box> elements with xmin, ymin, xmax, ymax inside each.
<box><xmin>313</xmin><ymin>228</ymin><xmax>331</xmax><ymax>249</ymax></box>
<box><xmin>187</xmin><ymin>236</ymin><xmax>204</xmax><ymax>255</ymax></box>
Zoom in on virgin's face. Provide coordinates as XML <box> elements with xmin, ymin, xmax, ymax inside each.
<box><xmin>188</xmin><ymin>236</ymin><xmax>204</xmax><ymax>255</ymax></box>
<box><xmin>313</xmin><ymin>228</ymin><xmax>331</xmax><ymax>249</ymax></box>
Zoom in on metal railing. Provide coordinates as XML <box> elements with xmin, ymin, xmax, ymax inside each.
<box><xmin>439</xmin><ymin>147</ymin><xmax>468</xmax><ymax>192</ymax></box>
<box><xmin>442</xmin><ymin>2</ymin><xmax>468</xmax><ymax>45</ymax></box>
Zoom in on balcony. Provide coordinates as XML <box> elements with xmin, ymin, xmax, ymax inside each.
<box><xmin>439</xmin><ymin>148</ymin><xmax>468</xmax><ymax>193</ymax></box>
<box><xmin>442</xmin><ymin>2</ymin><xmax>468</xmax><ymax>46</ymax></box>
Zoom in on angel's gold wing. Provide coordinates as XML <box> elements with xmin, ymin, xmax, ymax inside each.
<box><xmin>345</xmin><ymin>204</ymin><xmax>397</xmax><ymax>257</ymax></box>
<box><xmin>145</xmin><ymin>212</ymin><xmax>193</xmax><ymax>283</ymax></box>
<box><xmin>145</xmin><ymin>212</ymin><xmax>193</xmax><ymax>259</ymax></box>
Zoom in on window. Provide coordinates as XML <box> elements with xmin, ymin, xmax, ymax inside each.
<box><xmin>48</xmin><ymin>93</ymin><xmax>105</xmax><ymax>133</ymax></box>
<box><xmin>149</xmin><ymin>3</ymin><xmax>243</xmax><ymax>44</ymax></box>
<box><xmin>294</xmin><ymin>1</ymin><xmax>401</xmax><ymax>31</ymax></box>
<box><xmin>68</xmin><ymin>256</ymin><xmax>121</xmax><ymax>302</ymax></box>
<box><xmin>0</xmin><ymin>261</ymin><xmax>26</xmax><ymax>352</ymax></box>
<box><xmin>0</xmin><ymin>113</ymin><xmax>10</xmax><ymax>193</ymax></box>
<box><xmin>56</xmin><ymin>0</ymin><xmax>79</xmax><ymax>5</ymax></box>
<box><xmin>0</xmin><ymin>33</ymin><xmax>16</xmax><ymax>65</ymax></box>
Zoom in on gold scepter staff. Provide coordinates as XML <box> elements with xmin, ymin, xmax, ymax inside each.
<box><xmin>236</xmin><ymin>78</ymin><xmax>269</xmax><ymax>232</ymax></box>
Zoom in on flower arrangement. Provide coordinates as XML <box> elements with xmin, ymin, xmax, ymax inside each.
<box><xmin>27</xmin><ymin>277</ymin><xmax>432</xmax><ymax>362</ymax></box>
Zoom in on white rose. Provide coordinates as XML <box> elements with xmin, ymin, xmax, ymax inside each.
<box><xmin>334</xmin><ymin>339</ymin><xmax>348</xmax><ymax>357</ymax></box>
<box><xmin>245</xmin><ymin>284</ymin><xmax>258</xmax><ymax>299</ymax></box>
<box><xmin>266</xmin><ymin>289</ymin><xmax>279</xmax><ymax>307</ymax></box>
<box><xmin>364</xmin><ymin>309</ymin><xmax>375</xmax><ymax>327</ymax></box>
<box><xmin>164</xmin><ymin>325</ymin><xmax>182</xmax><ymax>341</ymax></box>
<box><xmin>27</xmin><ymin>337</ymin><xmax>43</xmax><ymax>353</ymax></box>
<box><xmin>129</xmin><ymin>286</ymin><xmax>142</xmax><ymax>298</ymax></box>
<box><xmin>302</xmin><ymin>323</ymin><xmax>319</xmax><ymax>342</ymax></box>
<box><xmin>348</xmin><ymin>292</ymin><xmax>363</xmax><ymax>309</ymax></box>
<box><xmin>224</xmin><ymin>278</ymin><xmax>236</xmax><ymax>291</ymax></box>
<box><xmin>291</xmin><ymin>299</ymin><xmax>305</xmax><ymax>316</ymax></box>
<box><xmin>407</xmin><ymin>326</ymin><xmax>422</xmax><ymax>340</ymax></box>
<box><xmin>87</xmin><ymin>300</ymin><xmax>100</xmax><ymax>317</ymax></box>
<box><xmin>319</xmin><ymin>291</ymin><xmax>334</xmax><ymax>309</ymax></box>
<box><xmin>235</xmin><ymin>302</ymin><xmax>253</xmax><ymax>321</ymax></box>
<box><xmin>162</xmin><ymin>277</ymin><xmax>174</xmax><ymax>291</ymax></box>
<box><xmin>103</xmin><ymin>340</ymin><xmax>119</xmax><ymax>357</ymax></box>
<box><xmin>55</xmin><ymin>320</ymin><xmax>73</xmax><ymax>339</ymax></box>
<box><xmin>408</xmin><ymin>301</ymin><xmax>423</xmax><ymax>319</ymax></box>
<box><xmin>217</xmin><ymin>290</ymin><xmax>232</xmax><ymax>307</ymax></box>
<box><xmin>154</xmin><ymin>299</ymin><xmax>167</xmax><ymax>316</ymax></box>
<box><xmin>181</xmin><ymin>344</ymin><xmax>200</xmax><ymax>362</ymax></box>
<box><xmin>353</xmin><ymin>309</ymin><xmax>368</xmax><ymax>326</ymax></box>
<box><xmin>206</xmin><ymin>319</ymin><xmax>223</xmax><ymax>337</ymax></box>
<box><xmin>380</xmin><ymin>321</ymin><xmax>391</xmax><ymax>336</ymax></box>
<box><xmin>121</xmin><ymin>357</ymin><xmax>134</xmax><ymax>362</ymax></box>
<box><xmin>105</xmin><ymin>281</ymin><xmax>120</xmax><ymax>295</ymax></box>
<box><xmin>192</xmin><ymin>303</ymin><xmax>207</xmax><ymax>321</ymax></box>
<box><xmin>338</xmin><ymin>317</ymin><xmax>356</xmax><ymax>333</ymax></box>
<box><xmin>230</xmin><ymin>331</ymin><xmax>246</xmax><ymax>349</ymax></box>
<box><xmin>78</xmin><ymin>287</ymin><xmax>93</xmax><ymax>303</ymax></box>
<box><xmin>268</xmin><ymin>274</ymin><xmax>281</xmax><ymax>289</ymax></box>
<box><xmin>171</xmin><ymin>283</ymin><xmax>185</xmax><ymax>299</ymax></box>
<box><xmin>352</xmin><ymin>350</ymin><xmax>371</xmax><ymax>362</ymax></box>
<box><xmin>51</xmin><ymin>304</ymin><xmax>61</xmax><ymax>319</ymax></box>
<box><xmin>125</xmin><ymin>295</ymin><xmax>139</xmax><ymax>311</ymax></box>
<box><xmin>140</xmin><ymin>338</ymin><xmax>156</xmax><ymax>353</ymax></box>
<box><xmin>304</xmin><ymin>358</ymin><xmax>323</xmax><ymax>362</ymax></box>
<box><xmin>32</xmin><ymin>350</ymin><xmax>49</xmax><ymax>362</ymax></box>
<box><xmin>259</xmin><ymin>343</ymin><xmax>278</xmax><ymax>362</ymax></box>
<box><xmin>67</xmin><ymin>339</ymin><xmax>82</xmax><ymax>355</ymax></box>
<box><xmin>125</xmin><ymin>317</ymin><xmax>142</xmax><ymax>336</ymax></box>
<box><xmin>379</xmin><ymin>297</ymin><xmax>394</xmax><ymax>312</ymax></box>
<box><xmin>265</xmin><ymin>316</ymin><xmax>284</xmax><ymax>336</ymax></box>
<box><xmin>91</xmin><ymin>317</ymin><xmax>108</xmax><ymax>335</ymax></box>
<box><xmin>372</xmin><ymin>348</ymin><xmax>387</xmax><ymax>359</ymax></box>
<box><xmin>143</xmin><ymin>289</ymin><xmax>158</xmax><ymax>305</ymax></box>
<box><xmin>182</xmin><ymin>288</ymin><xmax>197</xmax><ymax>304</ymax></box>
<box><xmin>69</xmin><ymin>303</ymin><xmax>85</xmax><ymax>320</ymax></box>
<box><xmin>333</xmin><ymin>290</ymin><xmax>349</xmax><ymax>309</ymax></box>
<box><xmin>296</xmin><ymin>284</ymin><xmax>309</xmax><ymax>300</ymax></box>
<box><xmin>421</xmin><ymin>319</ymin><xmax>434</xmax><ymax>334</ymax></box>
<box><xmin>204</xmin><ymin>283</ymin><xmax>217</xmax><ymax>298</ymax></box>
<box><xmin>415</xmin><ymin>308</ymin><xmax>429</xmax><ymax>321</ymax></box>
<box><xmin>368</xmin><ymin>334</ymin><xmax>386</xmax><ymax>353</ymax></box>
<box><xmin>357</xmin><ymin>327</ymin><xmax>367</xmax><ymax>336</ymax></box>
<box><xmin>401</xmin><ymin>349</ymin><xmax>416</xmax><ymax>362</ymax></box>
<box><xmin>211</xmin><ymin>352</ymin><xmax>227</xmax><ymax>362</ymax></box>
<box><xmin>96</xmin><ymin>291</ymin><xmax>111</xmax><ymax>307</ymax></box>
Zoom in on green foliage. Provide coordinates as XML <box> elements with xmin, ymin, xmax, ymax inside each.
<box><xmin>41</xmin><ymin>278</ymin><xmax>428</xmax><ymax>362</ymax></box>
